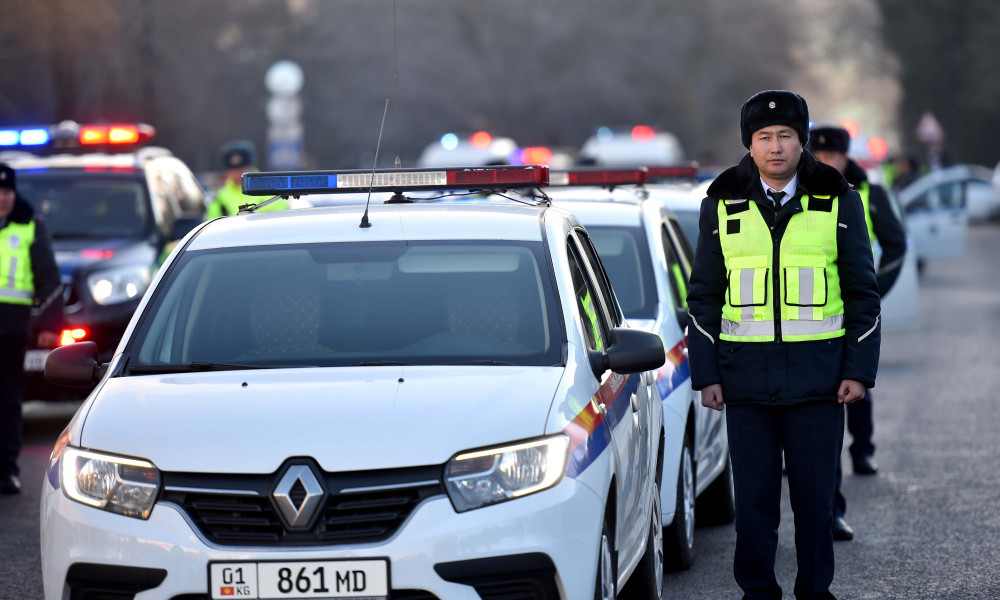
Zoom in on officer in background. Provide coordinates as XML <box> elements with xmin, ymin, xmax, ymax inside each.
<box><xmin>205</xmin><ymin>140</ymin><xmax>288</xmax><ymax>218</ymax></box>
<box><xmin>0</xmin><ymin>163</ymin><xmax>63</xmax><ymax>494</ymax></box>
<box><xmin>687</xmin><ymin>91</ymin><xmax>881</xmax><ymax>599</ymax></box>
<box><xmin>809</xmin><ymin>125</ymin><xmax>907</xmax><ymax>540</ymax></box>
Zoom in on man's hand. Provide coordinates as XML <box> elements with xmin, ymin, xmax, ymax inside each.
<box><xmin>701</xmin><ymin>383</ymin><xmax>724</xmax><ymax>411</ymax></box>
<box><xmin>37</xmin><ymin>331</ymin><xmax>60</xmax><ymax>349</ymax></box>
<box><xmin>838</xmin><ymin>379</ymin><xmax>866</xmax><ymax>404</ymax></box>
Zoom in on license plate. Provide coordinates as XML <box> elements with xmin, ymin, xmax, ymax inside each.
<box><xmin>23</xmin><ymin>349</ymin><xmax>49</xmax><ymax>372</ymax></box>
<box><xmin>209</xmin><ymin>560</ymin><xmax>389</xmax><ymax>600</ymax></box>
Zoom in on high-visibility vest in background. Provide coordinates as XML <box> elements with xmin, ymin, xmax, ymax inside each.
<box><xmin>857</xmin><ymin>182</ymin><xmax>876</xmax><ymax>244</ymax></box>
<box><xmin>0</xmin><ymin>219</ymin><xmax>36</xmax><ymax>305</ymax></box>
<box><xmin>717</xmin><ymin>195</ymin><xmax>845</xmax><ymax>342</ymax></box>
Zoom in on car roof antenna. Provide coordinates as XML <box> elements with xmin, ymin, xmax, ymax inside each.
<box><xmin>360</xmin><ymin>98</ymin><xmax>390</xmax><ymax>229</ymax></box>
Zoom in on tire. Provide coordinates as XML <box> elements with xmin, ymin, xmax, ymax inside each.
<box><xmin>619</xmin><ymin>481</ymin><xmax>664</xmax><ymax>599</ymax></box>
<box><xmin>696</xmin><ymin>453</ymin><xmax>736</xmax><ymax>526</ymax></box>
<box><xmin>663</xmin><ymin>434</ymin><xmax>695</xmax><ymax>572</ymax></box>
<box><xmin>594</xmin><ymin>515</ymin><xmax>617</xmax><ymax>600</ymax></box>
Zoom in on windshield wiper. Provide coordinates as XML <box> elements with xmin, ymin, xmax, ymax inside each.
<box><xmin>447</xmin><ymin>359</ymin><xmax>518</xmax><ymax>366</ymax></box>
<box><xmin>127</xmin><ymin>362</ymin><xmax>277</xmax><ymax>374</ymax></box>
<box><xmin>357</xmin><ymin>360</ymin><xmax>409</xmax><ymax>366</ymax></box>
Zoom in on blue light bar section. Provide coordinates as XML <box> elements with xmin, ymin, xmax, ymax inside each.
<box><xmin>0</xmin><ymin>130</ymin><xmax>19</xmax><ymax>146</ymax></box>
<box><xmin>245</xmin><ymin>174</ymin><xmax>338</xmax><ymax>193</ymax></box>
<box><xmin>20</xmin><ymin>128</ymin><xmax>50</xmax><ymax>145</ymax></box>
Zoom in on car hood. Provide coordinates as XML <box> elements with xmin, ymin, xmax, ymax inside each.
<box><xmin>79</xmin><ymin>366</ymin><xmax>564</xmax><ymax>474</ymax></box>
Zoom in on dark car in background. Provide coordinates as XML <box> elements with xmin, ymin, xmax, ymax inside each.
<box><xmin>0</xmin><ymin>122</ymin><xmax>205</xmax><ymax>399</ymax></box>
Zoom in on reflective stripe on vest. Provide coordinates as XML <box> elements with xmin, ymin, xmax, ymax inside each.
<box><xmin>717</xmin><ymin>196</ymin><xmax>845</xmax><ymax>342</ymax></box>
<box><xmin>0</xmin><ymin>220</ymin><xmax>36</xmax><ymax>305</ymax></box>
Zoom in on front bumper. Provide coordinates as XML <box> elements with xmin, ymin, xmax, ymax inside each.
<box><xmin>41</xmin><ymin>474</ymin><xmax>604</xmax><ymax>600</ymax></box>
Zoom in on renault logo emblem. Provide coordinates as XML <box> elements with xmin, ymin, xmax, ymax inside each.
<box><xmin>272</xmin><ymin>464</ymin><xmax>326</xmax><ymax>530</ymax></box>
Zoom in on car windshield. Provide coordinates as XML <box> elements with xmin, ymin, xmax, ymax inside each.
<box><xmin>17</xmin><ymin>173</ymin><xmax>150</xmax><ymax>239</ymax></box>
<box><xmin>587</xmin><ymin>226</ymin><xmax>657</xmax><ymax>320</ymax></box>
<box><xmin>127</xmin><ymin>240</ymin><xmax>563</xmax><ymax>370</ymax></box>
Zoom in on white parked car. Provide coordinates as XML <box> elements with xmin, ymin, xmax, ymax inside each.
<box><xmin>546</xmin><ymin>169</ymin><xmax>734</xmax><ymax>572</ymax></box>
<box><xmin>41</xmin><ymin>166</ymin><xmax>667</xmax><ymax>600</ymax></box>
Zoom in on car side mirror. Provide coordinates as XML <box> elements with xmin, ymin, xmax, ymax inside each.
<box><xmin>45</xmin><ymin>341</ymin><xmax>103</xmax><ymax>388</ymax></box>
<box><xmin>168</xmin><ymin>217</ymin><xmax>202</xmax><ymax>242</ymax></box>
<box><xmin>588</xmin><ymin>327</ymin><xmax>665</xmax><ymax>377</ymax></box>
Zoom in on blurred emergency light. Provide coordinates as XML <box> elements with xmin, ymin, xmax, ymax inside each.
<box><xmin>59</xmin><ymin>327</ymin><xmax>89</xmax><ymax>347</ymax></box>
<box><xmin>867</xmin><ymin>137</ymin><xmax>889</xmax><ymax>161</ymax></box>
<box><xmin>840</xmin><ymin>120</ymin><xmax>860</xmax><ymax>139</ymax></box>
<box><xmin>470</xmin><ymin>131</ymin><xmax>493</xmax><ymax>149</ymax></box>
<box><xmin>631</xmin><ymin>125</ymin><xmax>656</xmax><ymax>143</ymax></box>
<box><xmin>440</xmin><ymin>133</ymin><xmax>459</xmax><ymax>150</ymax></box>
<box><xmin>79</xmin><ymin>124</ymin><xmax>154</xmax><ymax>145</ymax></box>
<box><xmin>0</xmin><ymin>130</ymin><xmax>19</xmax><ymax>146</ymax></box>
<box><xmin>521</xmin><ymin>147</ymin><xmax>553</xmax><ymax>165</ymax></box>
<box><xmin>20</xmin><ymin>128</ymin><xmax>50</xmax><ymax>145</ymax></box>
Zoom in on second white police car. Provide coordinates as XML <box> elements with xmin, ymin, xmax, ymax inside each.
<box><xmin>545</xmin><ymin>169</ymin><xmax>734</xmax><ymax>572</ymax></box>
<box><xmin>41</xmin><ymin>166</ymin><xmax>666</xmax><ymax>600</ymax></box>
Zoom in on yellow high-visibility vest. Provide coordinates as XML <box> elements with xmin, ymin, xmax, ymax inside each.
<box><xmin>717</xmin><ymin>195</ymin><xmax>845</xmax><ymax>342</ymax></box>
<box><xmin>0</xmin><ymin>220</ymin><xmax>36</xmax><ymax>306</ymax></box>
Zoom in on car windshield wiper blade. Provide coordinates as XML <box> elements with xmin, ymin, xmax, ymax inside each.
<box><xmin>357</xmin><ymin>360</ymin><xmax>409</xmax><ymax>366</ymax></box>
<box><xmin>447</xmin><ymin>359</ymin><xmax>518</xmax><ymax>366</ymax></box>
<box><xmin>127</xmin><ymin>362</ymin><xmax>276</xmax><ymax>374</ymax></box>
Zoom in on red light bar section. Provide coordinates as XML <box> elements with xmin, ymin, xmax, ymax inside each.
<box><xmin>78</xmin><ymin>124</ymin><xmax>155</xmax><ymax>146</ymax></box>
<box><xmin>562</xmin><ymin>169</ymin><xmax>647</xmax><ymax>187</ymax></box>
<box><xmin>645</xmin><ymin>165</ymin><xmax>698</xmax><ymax>181</ymax></box>
<box><xmin>447</xmin><ymin>166</ymin><xmax>549</xmax><ymax>187</ymax></box>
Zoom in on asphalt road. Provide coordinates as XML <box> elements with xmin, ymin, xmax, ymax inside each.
<box><xmin>3</xmin><ymin>225</ymin><xmax>998</xmax><ymax>600</ymax></box>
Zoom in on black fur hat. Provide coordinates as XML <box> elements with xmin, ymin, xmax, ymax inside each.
<box><xmin>0</xmin><ymin>163</ymin><xmax>14</xmax><ymax>190</ymax></box>
<box><xmin>740</xmin><ymin>90</ymin><xmax>810</xmax><ymax>149</ymax></box>
<box><xmin>807</xmin><ymin>125</ymin><xmax>850</xmax><ymax>154</ymax></box>
<box><xmin>220</xmin><ymin>140</ymin><xmax>257</xmax><ymax>169</ymax></box>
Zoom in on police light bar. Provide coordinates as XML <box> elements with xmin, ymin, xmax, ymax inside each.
<box><xmin>548</xmin><ymin>168</ymin><xmax>647</xmax><ymax>187</ymax></box>
<box><xmin>78</xmin><ymin>124</ymin><xmax>155</xmax><ymax>146</ymax></box>
<box><xmin>242</xmin><ymin>165</ymin><xmax>550</xmax><ymax>196</ymax></box>
<box><xmin>644</xmin><ymin>164</ymin><xmax>699</xmax><ymax>182</ymax></box>
<box><xmin>0</xmin><ymin>127</ymin><xmax>51</xmax><ymax>147</ymax></box>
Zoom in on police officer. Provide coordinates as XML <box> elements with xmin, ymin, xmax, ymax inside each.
<box><xmin>0</xmin><ymin>163</ymin><xmax>64</xmax><ymax>494</ymax></box>
<box><xmin>205</xmin><ymin>141</ymin><xmax>288</xmax><ymax>219</ymax></box>
<box><xmin>687</xmin><ymin>91</ymin><xmax>881</xmax><ymax>599</ymax></box>
<box><xmin>809</xmin><ymin>124</ymin><xmax>907</xmax><ymax>540</ymax></box>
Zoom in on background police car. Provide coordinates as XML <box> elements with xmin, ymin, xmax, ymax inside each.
<box><xmin>0</xmin><ymin>122</ymin><xmax>205</xmax><ymax>400</ymax></box>
<box><xmin>40</xmin><ymin>167</ymin><xmax>667</xmax><ymax>600</ymax></box>
<box><xmin>548</xmin><ymin>178</ymin><xmax>734</xmax><ymax>573</ymax></box>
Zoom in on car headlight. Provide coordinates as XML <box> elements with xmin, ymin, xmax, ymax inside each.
<box><xmin>444</xmin><ymin>435</ymin><xmax>569</xmax><ymax>512</ymax></box>
<box><xmin>60</xmin><ymin>446</ymin><xmax>160</xmax><ymax>519</ymax></box>
<box><xmin>87</xmin><ymin>265</ymin><xmax>151</xmax><ymax>305</ymax></box>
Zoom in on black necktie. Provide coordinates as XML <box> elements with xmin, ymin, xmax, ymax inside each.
<box><xmin>766</xmin><ymin>189</ymin><xmax>786</xmax><ymax>207</ymax></box>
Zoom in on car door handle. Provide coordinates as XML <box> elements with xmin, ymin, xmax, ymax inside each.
<box><xmin>631</xmin><ymin>393</ymin><xmax>640</xmax><ymax>413</ymax></box>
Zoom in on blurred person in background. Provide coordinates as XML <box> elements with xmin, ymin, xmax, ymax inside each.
<box><xmin>205</xmin><ymin>140</ymin><xmax>288</xmax><ymax>218</ymax></box>
<box><xmin>687</xmin><ymin>91</ymin><xmax>881</xmax><ymax>600</ymax></box>
<box><xmin>0</xmin><ymin>163</ymin><xmax>64</xmax><ymax>494</ymax></box>
<box><xmin>809</xmin><ymin>125</ymin><xmax>906</xmax><ymax>541</ymax></box>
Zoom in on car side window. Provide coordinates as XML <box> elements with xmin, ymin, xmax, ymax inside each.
<box><xmin>573</xmin><ymin>229</ymin><xmax>623</xmax><ymax>328</ymax></box>
<box><xmin>567</xmin><ymin>242</ymin><xmax>608</xmax><ymax>352</ymax></box>
<box><xmin>665</xmin><ymin>216</ymin><xmax>694</xmax><ymax>269</ymax></box>
<box><xmin>661</xmin><ymin>224</ymin><xmax>688</xmax><ymax>312</ymax></box>
<box><xmin>174</xmin><ymin>164</ymin><xmax>207</xmax><ymax>217</ymax></box>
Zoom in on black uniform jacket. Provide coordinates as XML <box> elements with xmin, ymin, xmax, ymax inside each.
<box><xmin>844</xmin><ymin>159</ymin><xmax>907</xmax><ymax>295</ymax></box>
<box><xmin>0</xmin><ymin>195</ymin><xmax>63</xmax><ymax>340</ymax></box>
<box><xmin>687</xmin><ymin>151</ymin><xmax>881</xmax><ymax>405</ymax></box>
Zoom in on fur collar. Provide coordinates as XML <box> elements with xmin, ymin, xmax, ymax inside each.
<box><xmin>4</xmin><ymin>196</ymin><xmax>35</xmax><ymax>225</ymax></box>
<box><xmin>843</xmin><ymin>159</ymin><xmax>868</xmax><ymax>187</ymax></box>
<box><xmin>706</xmin><ymin>149</ymin><xmax>851</xmax><ymax>200</ymax></box>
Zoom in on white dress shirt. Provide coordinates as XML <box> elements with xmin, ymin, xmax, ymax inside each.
<box><xmin>760</xmin><ymin>174</ymin><xmax>798</xmax><ymax>206</ymax></box>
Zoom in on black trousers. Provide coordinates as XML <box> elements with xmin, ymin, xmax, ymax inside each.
<box><xmin>0</xmin><ymin>333</ymin><xmax>28</xmax><ymax>478</ymax></box>
<box><xmin>727</xmin><ymin>401</ymin><xmax>844</xmax><ymax>600</ymax></box>
<box><xmin>834</xmin><ymin>390</ymin><xmax>874</xmax><ymax>518</ymax></box>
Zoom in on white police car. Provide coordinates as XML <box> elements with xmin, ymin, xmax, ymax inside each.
<box><xmin>545</xmin><ymin>169</ymin><xmax>734</xmax><ymax>571</ymax></box>
<box><xmin>41</xmin><ymin>166</ymin><xmax>666</xmax><ymax>600</ymax></box>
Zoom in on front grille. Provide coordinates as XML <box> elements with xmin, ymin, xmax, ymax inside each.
<box><xmin>161</xmin><ymin>464</ymin><xmax>445</xmax><ymax>547</ymax></box>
